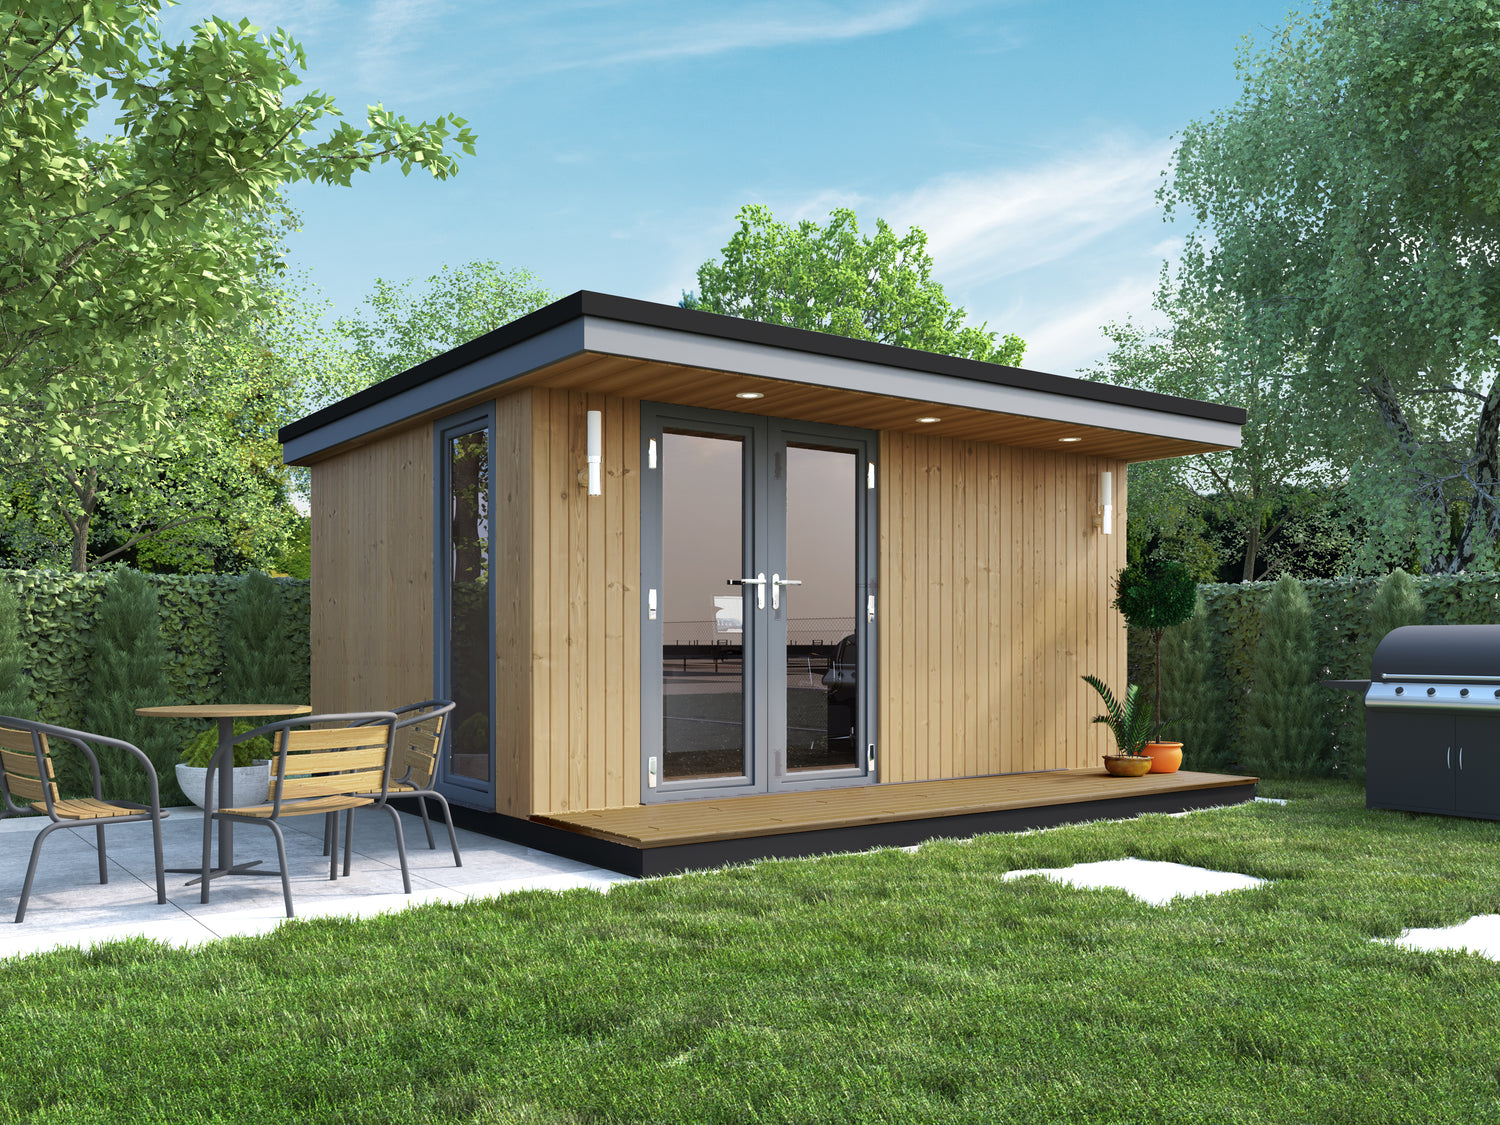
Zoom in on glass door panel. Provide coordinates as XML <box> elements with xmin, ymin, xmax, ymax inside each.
<box><xmin>782</xmin><ymin>444</ymin><xmax>860</xmax><ymax>771</ymax></box>
<box><xmin>660</xmin><ymin>430</ymin><xmax>749</xmax><ymax>782</ymax></box>
<box><xmin>441</xmin><ymin>416</ymin><xmax>494</xmax><ymax>792</ymax></box>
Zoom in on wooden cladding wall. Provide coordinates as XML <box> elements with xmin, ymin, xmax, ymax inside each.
<box><xmin>524</xmin><ymin>388</ymin><xmax>641</xmax><ymax>816</ymax></box>
<box><xmin>877</xmin><ymin>433</ymin><xmax>1128</xmax><ymax>781</ymax></box>
<box><xmin>309</xmin><ymin>427</ymin><xmax>435</xmax><ymax>717</ymax></box>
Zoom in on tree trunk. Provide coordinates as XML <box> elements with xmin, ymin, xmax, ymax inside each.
<box><xmin>59</xmin><ymin>467</ymin><xmax>99</xmax><ymax>573</ymax></box>
<box><xmin>1241</xmin><ymin>516</ymin><xmax>1261</xmax><ymax>583</ymax></box>
<box><xmin>1453</xmin><ymin>373</ymin><xmax>1500</xmax><ymax>572</ymax></box>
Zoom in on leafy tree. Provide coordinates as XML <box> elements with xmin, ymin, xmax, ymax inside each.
<box><xmin>686</xmin><ymin>204</ymin><xmax>1025</xmax><ymax>365</ymax></box>
<box><xmin>337</xmin><ymin>261</ymin><xmax>556</xmax><ymax>385</ymax></box>
<box><xmin>1089</xmin><ymin>256</ymin><xmax>1343</xmax><ymax>582</ymax></box>
<box><xmin>1163</xmin><ymin>0</ymin><xmax>1500</xmax><ymax>573</ymax></box>
<box><xmin>1</xmin><ymin>0</ymin><xmax>475</xmax><ymax>468</ymax></box>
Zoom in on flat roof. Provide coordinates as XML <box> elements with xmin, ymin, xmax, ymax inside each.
<box><xmin>281</xmin><ymin>290</ymin><xmax>1245</xmax><ymax>464</ymax></box>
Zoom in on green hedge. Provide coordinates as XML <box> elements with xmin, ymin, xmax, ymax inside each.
<box><xmin>0</xmin><ymin>569</ymin><xmax>310</xmax><ymax>729</ymax></box>
<box><xmin>1129</xmin><ymin>573</ymin><xmax>1500</xmax><ymax>776</ymax></box>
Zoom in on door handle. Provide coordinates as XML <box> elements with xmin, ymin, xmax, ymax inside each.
<box><xmin>728</xmin><ymin>573</ymin><xmax>766</xmax><ymax>611</ymax></box>
<box><xmin>771</xmin><ymin>574</ymin><xmax>802</xmax><ymax>611</ymax></box>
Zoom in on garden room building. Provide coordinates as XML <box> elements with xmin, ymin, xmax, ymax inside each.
<box><xmin>279</xmin><ymin>291</ymin><xmax>1251</xmax><ymax>875</ymax></box>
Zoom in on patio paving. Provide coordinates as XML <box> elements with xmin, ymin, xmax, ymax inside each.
<box><xmin>0</xmin><ymin>804</ymin><xmax>634</xmax><ymax>960</ymax></box>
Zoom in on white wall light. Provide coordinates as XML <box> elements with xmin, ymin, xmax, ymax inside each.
<box><xmin>1100</xmin><ymin>470</ymin><xmax>1113</xmax><ymax>534</ymax></box>
<box><xmin>586</xmin><ymin>410</ymin><xmax>603</xmax><ymax>496</ymax></box>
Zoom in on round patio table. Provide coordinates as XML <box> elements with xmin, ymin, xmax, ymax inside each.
<box><xmin>136</xmin><ymin>704</ymin><xmax>312</xmax><ymax>883</ymax></box>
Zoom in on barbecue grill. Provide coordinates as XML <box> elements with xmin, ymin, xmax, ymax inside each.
<box><xmin>1365</xmin><ymin>624</ymin><xmax>1500</xmax><ymax>820</ymax></box>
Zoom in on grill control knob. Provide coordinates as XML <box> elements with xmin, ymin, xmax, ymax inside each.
<box><xmin>1428</xmin><ymin>687</ymin><xmax>1438</xmax><ymax>696</ymax></box>
<box><xmin>1395</xmin><ymin>686</ymin><xmax>1404</xmax><ymax>695</ymax></box>
<box><xmin>1462</xmin><ymin>688</ymin><xmax>1471</xmax><ymax>697</ymax></box>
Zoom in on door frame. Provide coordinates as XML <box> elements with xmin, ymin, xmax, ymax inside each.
<box><xmin>432</xmin><ymin>403</ymin><xmax>497</xmax><ymax>804</ymax></box>
<box><xmin>639</xmin><ymin>402</ymin><xmax>879</xmax><ymax>804</ymax></box>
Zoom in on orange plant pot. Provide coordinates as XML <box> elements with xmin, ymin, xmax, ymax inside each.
<box><xmin>1141</xmin><ymin>741</ymin><xmax>1183</xmax><ymax>774</ymax></box>
<box><xmin>1103</xmin><ymin>755</ymin><xmax>1153</xmax><ymax>777</ymax></box>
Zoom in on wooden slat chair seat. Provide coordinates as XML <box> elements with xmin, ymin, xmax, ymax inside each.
<box><xmin>0</xmin><ymin>718</ymin><xmax>168</xmax><ymax>923</ymax></box>
<box><xmin>325</xmin><ymin>701</ymin><xmax>461</xmax><ymax>868</ymax></box>
<box><xmin>202</xmin><ymin>712</ymin><xmax>402</xmax><ymax>918</ymax></box>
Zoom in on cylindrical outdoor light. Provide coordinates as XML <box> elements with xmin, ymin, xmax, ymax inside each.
<box><xmin>586</xmin><ymin>410</ymin><xmax>603</xmax><ymax>496</ymax></box>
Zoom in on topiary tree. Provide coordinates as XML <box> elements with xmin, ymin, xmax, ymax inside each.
<box><xmin>1160</xmin><ymin>590</ymin><xmax>1225</xmax><ymax>769</ymax></box>
<box><xmin>81</xmin><ymin>569</ymin><xmax>182</xmax><ymax>804</ymax></box>
<box><xmin>0</xmin><ymin>581</ymin><xmax>35</xmax><ymax>719</ymax></box>
<box><xmin>221</xmin><ymin>570</ymin><xmax>304</xmax><ymax>704</ymax></box>
<box><xmin>1242</xmin><ymin>574</ymin><xmax>1328</xmax><ymax>778</ymax></box>
<box><xmin>1113</xmin><ymin>556</ymin><xmax>1198</xmax><ymax>738</ymax></box>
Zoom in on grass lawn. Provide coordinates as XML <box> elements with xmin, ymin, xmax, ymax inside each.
<box><xmin>3</xmin><ymin>779</ymin><xmax>1499</xmax><ymax>1123</ymax></box>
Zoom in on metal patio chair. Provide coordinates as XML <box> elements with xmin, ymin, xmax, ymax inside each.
<box><xmin>0</xmin><ymin>717</ymin><xmax>168</xmax><ymax>923</ymax></box>
<box><xmin>324</xmin><ymin>700</ymin><xmax>462</xmax><ymax>867</ymax></box>
<box><xmin>201</xmin><ymin>711</ymin><xmax>402</xmax><ymax>918</ymax></box>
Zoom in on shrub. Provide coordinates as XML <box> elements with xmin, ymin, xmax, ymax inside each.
<box><xmin>1160</xmin><ymin>591</ymin><xmax>1226</xmax><ymax>770</ymax></box>
<box><xmin>1338</xmin><ymin>569</ymin><xmax>1426</xmax><ymax>782</ymax></box>
<box><xmin>1113</xmin><ymin>556</ymin><xmax>1198</xmax><ymax>737</ymax></box>
<box><xmin>1242</xmin><ymin>574</ymin><xmax>1329</xmax><ymax>778</ymax></box>
<box><xmin>221</xmin><ymin>570</ymin><xmax>305</xmax><ymax>705</ymax></box>
<box><xmin>0</xmin><ymin>582</ymin><xmax>34</xmax><ymax>719</ymax></box>
<box><xmin>80</xmin><ymin>569</ymin><xmax>183</xmax><ymax>805</ymax></box>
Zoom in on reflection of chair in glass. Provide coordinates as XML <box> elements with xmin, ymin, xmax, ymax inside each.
<box><xmin>202</xmin><ymin>712</ymin><xmax>402</xmax><ymax>918</ymax></box>
<box><xmin>0</xmin><ymin>718</ymin><xmax>168</xmax><ymax>923</ymax></box>
<box><xmin>326</xmin><ymin>701</ymin><xmax>462</xmax><ymax>867</ymax></box>
<box><xmin>821</xmin><ymin>633</ymin><xmax>859</xmax><ymax>756</ymax></box>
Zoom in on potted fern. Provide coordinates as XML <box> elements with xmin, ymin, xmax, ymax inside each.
<box><xmin>175</xmin><ymin>722</ymin><xmax>273</xmax><ymax>811</ymax></box>
<box><xmin>1082</xmin><ymin>675</ymin><xmax>1155</xmax><ymax>776</ymax></box>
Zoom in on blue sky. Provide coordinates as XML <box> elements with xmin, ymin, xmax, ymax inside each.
<box><xmin>161</xmin><ymin>0</ymin><xmax>1295</xmax><ymax>376</ymax></box>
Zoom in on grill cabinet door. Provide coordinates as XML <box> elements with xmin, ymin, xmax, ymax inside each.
<box><xmin>1366</xmin><ymin>710</ymin><xmax>1456</xmax><ymax>815</ymax></box>
<box><xmin>1454</xmin><ymin>714</ymin><xmax>1500</xmax><ymax>820</ymax></box>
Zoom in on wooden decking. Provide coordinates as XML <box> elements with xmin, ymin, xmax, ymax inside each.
<box><xmin>534</xmin><ymin>767</ymin><xmax>1256</xmax><ymax>849</ymax></box>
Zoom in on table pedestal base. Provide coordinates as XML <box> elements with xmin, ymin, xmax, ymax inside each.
<box><xmin>172</xmin><ymin>859</ymin><xmax>278</xmax><ymax>885</ymax></box>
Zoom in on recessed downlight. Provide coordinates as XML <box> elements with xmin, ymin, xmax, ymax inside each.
<box><xmin>735</xmin><ymin>391</ymin><xmax>765</xmax><ymax>399</ymax></box>
<box><xmin>915</xmin><ymin>416</ymin><xmax>941</xmax><ymax>424</ymax></box>
<box><xmin>1059</xmin><ymin>436</ymin><xmax>1083</xmax><ymax>443</ymax></box>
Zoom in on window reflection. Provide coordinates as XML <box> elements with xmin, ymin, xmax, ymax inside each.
<box><xmin>449</xmin><ymin>429</ymin><xmax>490</xmax><ymax>782</ymax></box>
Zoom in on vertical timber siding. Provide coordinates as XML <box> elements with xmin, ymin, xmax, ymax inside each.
<box><xmin>527</xmin><ymin>389</ymin><xmax>641</xmax><ymax>816</ymax></box>
<box><xmin>878</xmin><ymin>433</ymin><xmax>1128</xmax><ymax>781</ymax></box>
<box><xmin>309</xmin><ymin>427</ymin><xmax>434</xmax><ymax>716</ymax></box>
<box><xmin>493</xmin><ymin>391</ymin><xmax>533</xmax><ymax>817</ymax></box>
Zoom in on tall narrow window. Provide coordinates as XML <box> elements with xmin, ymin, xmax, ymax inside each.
<box><xmin>447</xmin><ymin>426</ymin><xmax>491</xmax><ymax>783</ymax></box>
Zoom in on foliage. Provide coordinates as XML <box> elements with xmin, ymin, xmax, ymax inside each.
<box><xmin>0</xmin><ymin>569</ymin><xmax>309</xmax><ymax>731</ymax></box>
<box><xmin>177</xmin><ymin>719</ymin><xmax>271</xmax><ymax>769</ymax></box>
<box><xmin>1240</xmin><ymin>576</ymin><xmax>1327</xmax><ymax>778</ymax></box>
<box><xmin>1337</xmin><ymin>570</ymin><xmax>1428</xmax><ymax>781</ymax></box>
<box><xmin>78</xmin><ymin>569</ymin><xmax>181</xmax><ymax>804</ymax></box>
<box><xmin>337</xmin><ymin>260</ymin><xmax>555</xmax><ymax>385</ymax></box>
<box><xmin>1089</xmin><ymin>256</ymin><xmax>1344</xmax><ymax>582</ymax></box>
<box><xmin>1113</xmin><ymin>555</ymin><xmax>1198</xmax><ymax>734</ymax></box>
<box><xmin>0</xmin><ymin>0</ymin><xmax>476</xmax><ymax>469</ymax></box>
<box><xmin>220</xmin><ymin>570</ymin><xmax>303</xmax><ymax>705</ymax></box>
<box><xmin>1163</xmin><ymin>0</ymin><xmax>1500</xmax><ymax>573</ymax></box>
<box><xmin>687</xmin><ymin>204</ymin><xmax>1025</xmax><ymax>365</ymax></box>
<box><xmin>0</xmin><ymin>581</ymin><xmax>34</xmax><ymax>719</ymax></box>
<box><xmin>1081</xmin><ymin>675</ymin><xmax>1153</xmax><ymax>758</ymax></box>
<box><xmin>1160</xmin><ymin>591</ymin><xmax>1224</xmax><ymax>770</ymax></box>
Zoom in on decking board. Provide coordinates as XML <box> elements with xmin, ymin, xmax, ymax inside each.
<box><xmin>533</xmin><ymin>768</ymin><xmax>1255</xmax><ymax>848</ymax></box>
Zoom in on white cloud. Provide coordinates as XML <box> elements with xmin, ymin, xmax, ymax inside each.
<box><xmin>357</xmin><ymin>0</ymin><xmax>452</xmax><ymax>89</ymax></box>
<box><xmin>1012</xmin><ymin>272</ymin><xmax>1162</xmax><ymax>376</ymax></box>
<box><xmin>877</xmin><ymin>139</ymin><xmax>1176</xmax><ymax>287</ymax></box>
<box><xmin>490</xmin><ymin>1</ymin><xmax>963</xmax><ymax>78</ymax></box>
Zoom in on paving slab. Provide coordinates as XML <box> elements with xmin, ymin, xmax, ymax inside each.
<box><xmin>1382</xmin><ymin>914</ymin><xmax>1500</xmax><ymax>961</ymax></box>
<box><xmin>1001</xmin><ymin>856</ymin><xmax>1269</xmax><ymax>905</ymax></box>
<box><xmin>0</xmin><ymin>805</ymin><xmax>633</xmax><ymax>960</ymax></box>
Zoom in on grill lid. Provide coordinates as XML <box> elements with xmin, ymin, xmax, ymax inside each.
<box><xmin>1367</xmin><ymin>625</ymin><xmax>1500</xmax><ymax>711</ymax></box>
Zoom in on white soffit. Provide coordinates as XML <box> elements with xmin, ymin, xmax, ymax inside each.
<box><xmin>583</xmin><ymin>318</ymin><xmax>1242</xmax><ymax>450</ymax></box>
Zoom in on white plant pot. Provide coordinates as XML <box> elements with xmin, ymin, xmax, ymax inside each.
<box><xmin>174</xmin><ymin>760</ymin><xmax>272</xmax><ymax>812</ymax></box>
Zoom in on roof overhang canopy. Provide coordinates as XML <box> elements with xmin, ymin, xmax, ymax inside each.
<box><xmin>281</xmin><ymin>291</ymin><xmax>1245</xmax><ymax>466</ymax></box>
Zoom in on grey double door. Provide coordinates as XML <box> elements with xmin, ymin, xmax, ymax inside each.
<box><xmin>641</xmin><ymin>404</ymin><xmax>877</xmax><ymax>801</ymax></box>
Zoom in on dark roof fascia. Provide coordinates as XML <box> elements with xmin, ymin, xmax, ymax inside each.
<box><xmin>279</xmin><ymin>290</ymin><xmax>1246</xmax><ymax>446</ymax></box>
